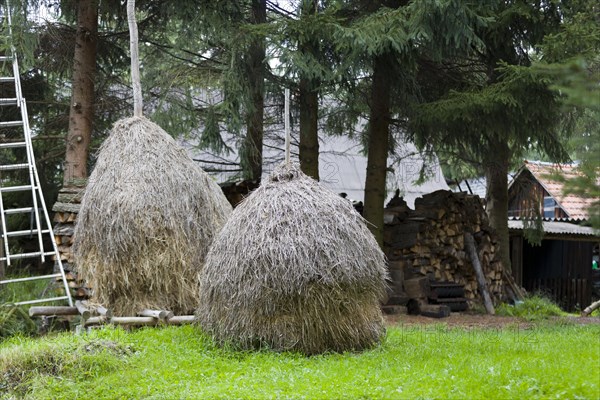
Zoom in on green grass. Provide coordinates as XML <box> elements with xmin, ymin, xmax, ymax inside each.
<box><xmin>496</xmin><ymin>294</ymin><xmax>567</xmax><ymax>320</ymax></box>
<box><xmin>0</xmin><ymin>275</ymin><xmax>51</xmax><ymax>305</ymax></box>
<box><xmin>1</xmin><ymin>275</ymin><xmax>70</xmax><ymax>338</ymax></box>
<box><xmin>1</xmin><ymin>323</ymin><xmax>598</xmax><ymax>399</ymax></box>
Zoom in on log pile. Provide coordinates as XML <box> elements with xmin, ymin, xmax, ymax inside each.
<box><xmin>384</xmin><ymin>190</ymin><xmax>504</xmax><ymax>310</ymax></box>
<box><xmin>52</xmin><ymin>181</ymin><xmax>90</xmax><ymax>300</ymax></box>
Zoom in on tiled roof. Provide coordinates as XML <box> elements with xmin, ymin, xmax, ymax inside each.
<box><xmin>519</xmin><ymin>160</ymin><xmax>598</xmax><ymax>220</ymax></box>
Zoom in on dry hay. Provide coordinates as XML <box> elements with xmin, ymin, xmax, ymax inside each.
<box><xmin>197</xmin><ymin>162</ymin><xmax>388</xmax><ymax>355</ymax></box>
<box><xmin>74</xmin><ymin>116</ymin><xmax>232</xmax><ymax>316</ymax></box>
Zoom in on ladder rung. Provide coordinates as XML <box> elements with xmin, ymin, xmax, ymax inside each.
<box><xmin>0</xmin><ymin>77</ymin><xmax>15</xmax><ymax>83</ymax></box>
<box><xmin>13</xmin><ymin>296</ymin><xmax>70</xmax><ymax>306</ymax></box>
<box><xmin>0</xmin><ymin>56</ymin><xmax>11</xmax><ymax>62</ymax></box>
<box><xmin>0</xmin><ymin>251</ymin><xmax>55</xmax><ymax>261</ymax></box>
<box><xmin>0</xmin><ymin>98</ymin><xmax>17</xmax><ymax>106</ymax></box>
<box><xmin>3</xmin><ymin>228</ymin><xmax>50</xmax><ymax>238</ymax></box>
<box><xmin>0</xmin><ymin>185</ymin><xmax>34</xmax><ymax>193</ymax></box>
<box><xmin>0</xmin><ymin>141</ymin><xmax>26</xmax><ymax>148</ymax></box>
<box><xmin>0</xmin><ymin>163</ymin><xmax>29</xmax><ymax>171</ymax></box>
<box><xmin>0</xmin><ymin>273</ymin><xmax>62</xmax><ymax>285</ymax></box>
<box><xmin>4</xmin><ymin>207</ymin><xmax>35</xmax><ymax>215</ymax></box>
<box><xmin>0</xmin><ymin>121</ymin><xmax>23</xmax><ymax>129</ymax></box>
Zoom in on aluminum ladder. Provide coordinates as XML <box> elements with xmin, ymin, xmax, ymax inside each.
<box><xmin>0</xmin><ymin>5</ymin><xmax>73</xmax><ymax>307</ymax></box>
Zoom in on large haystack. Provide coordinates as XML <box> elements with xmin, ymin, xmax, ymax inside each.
<box><xmin>74</xmin><ymin>116</ymin><xmax>231</xmax><ymax>315</ymax></box>
<box><xmin>198</xmin><ymin>163</ymin><xmax>388</xmax><ymax>355</ymax></box>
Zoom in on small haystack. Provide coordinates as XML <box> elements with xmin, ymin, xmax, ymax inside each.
<box><xmin>74</xmin><ymin>116</ymin><xmax>231</xmax><ymax>315</ymax></box>
<box><xmin>198</xmin><ymin>162</ymin><xmax>388</xmax><ymax>355</ymax></box>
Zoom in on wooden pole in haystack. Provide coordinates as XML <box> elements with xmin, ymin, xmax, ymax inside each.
<box><xmin>127</xmin><ymin>0</ymin><xmax>143</xmax><ymax>117</ymax></box>
<box><xmin>284</xmin><ymin>88</ymin><xmax>291</xmax><ymax>163</ymax></box>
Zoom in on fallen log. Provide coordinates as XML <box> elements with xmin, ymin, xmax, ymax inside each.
<box><xmin>581</xmin><ymin>299</ymin><xmax>600</xmax><ymax>317</ymax></box>
<box><xmin>29</xmin><ymin>306</ymin><xmax>79</xmax><ymax>317</ymax></box>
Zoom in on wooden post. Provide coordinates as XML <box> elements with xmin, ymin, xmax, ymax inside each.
<box><xmin>284</xmin><ymin>88</ymin><xmax>291</xmax><ymax>163</ymax></box>
<box><xmin>127</xmin><ymin>0</ymin><xmax>142</xmax><ymax>117</ymax></box>
<box><xmin>465</xmin><ymin>232</ymin><xmax>495</xmax><ymax>315</ymax></box>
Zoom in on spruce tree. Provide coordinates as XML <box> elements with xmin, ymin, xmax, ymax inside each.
<box><xmin>409</xmin><ymin>1</ymin><xmax>573</xmax><ymax>272</ymax></box>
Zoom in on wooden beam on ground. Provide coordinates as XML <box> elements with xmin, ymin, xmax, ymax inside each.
<box><xmin>582</xmin><ymin>299</ymin><xmax>600</xmax><ymax>317</ymax></box>
<box><xmin>465</xmin><ymin>232</ymin><xmax>495</xmax><ymax>315</ymax></box>
<box><xmin>84</xmin><ymin>316</ymin><xmax>108</xmax><ymax>326</ymax></box>
<box><xmin>75</xmin><ymin>300</ymin><xmax>91</xmax><ymax>320</ymax></box>
<box><xmin>96</xmin><ymin>305</ymin><xmax>113</xmax><ymax>319</ymax></box>
<box><xmin>84</xmin><ymin>315</ymin><xmax>195</xmax><ymax>327</ymax></box>
<box><xmin>29</xmin><ymin>306</ymin><xmax>79</xmax><ymax>317</ymax></box>
<box><xmin>168</xmin><ymin>315</ymin><xmax>195</xmax><ymax>325</ymax></box>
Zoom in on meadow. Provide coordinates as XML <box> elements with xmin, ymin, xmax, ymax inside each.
<box><xmin>1</xmin><ymin>319</ymin><xmax>598</xmax><ymax>399</ymax></box>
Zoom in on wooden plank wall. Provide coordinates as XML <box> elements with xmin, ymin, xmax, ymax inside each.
<box><xmin>521</xmin><ymin>239</ymin><xmax>594</xmax><ymax>311</ymax></box>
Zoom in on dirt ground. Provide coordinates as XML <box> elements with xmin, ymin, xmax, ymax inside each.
<box><xmin>384</xmin><ymin>312</ymin><xmax>600</xmax><ymax>328</ymax></box>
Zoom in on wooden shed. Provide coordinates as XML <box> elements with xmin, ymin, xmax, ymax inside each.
<box><xmin>507</xmin><ymin>160</ymin><xmax>600</xmax><ymax>311</ymax></box>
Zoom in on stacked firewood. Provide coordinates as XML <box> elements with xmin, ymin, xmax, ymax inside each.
<box><xmin>384</xmin><ymin>190</ymin><xmax>504</xmax><ymax>310</ymax></box>
<box><xmin>52</xmin><ymin>182</ymin><xmax>90</xmax><ymax>300</ymax></box>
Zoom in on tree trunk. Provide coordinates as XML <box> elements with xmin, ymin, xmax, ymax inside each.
<box><xmin>363</xmin><ymin>54</ymin><xmax>392</xmax><ymax>247</ymax></box>
<box><xmin>298</xmin><ymin>79</ymin><xmax>319</xmax><ymax>180</ymax></box>
<box><xmin>242</xmin><ymin>0</ymin><xmax>266</xmax><ymax>182</ymax></box>
<box><xmin>298</xmin><ymin>0</ymin><xmax>319</xmax><ymax>180</ymax></box>
<box><xmin>485</xmin><ymin>139</ymin><xmax>511</xmax><ymax>273</ymax></box>
<box><xmin>63</xmin><ymin>0</ymin><xmax>98</xmax><ymax>187</ymax></box>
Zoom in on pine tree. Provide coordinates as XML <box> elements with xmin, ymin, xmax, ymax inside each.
<box><xmin>409</xmin><ymin>1</ymin><xmax>572</xmax><ymax>272</ymax></box>
<box><xmin>329</xmin><ymin>0</ymin><xmax>485</xmax><ymax>245</ymax></box>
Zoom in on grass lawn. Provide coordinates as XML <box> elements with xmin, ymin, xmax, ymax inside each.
<box><xmin>1</xmin><ymin>321</ymin><xmax>598</xmax><ymax>399</ymax></box>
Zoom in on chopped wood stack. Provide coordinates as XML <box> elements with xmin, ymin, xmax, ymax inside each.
<box><xmin>52</xmin><ymin>181</ymin><xmax>90</xmax><ymax>300</ymax></box>
<box><xmin>384</xmin><ymin>190</ymin><xmax>504</xmax><ymax>310</ymax></box>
